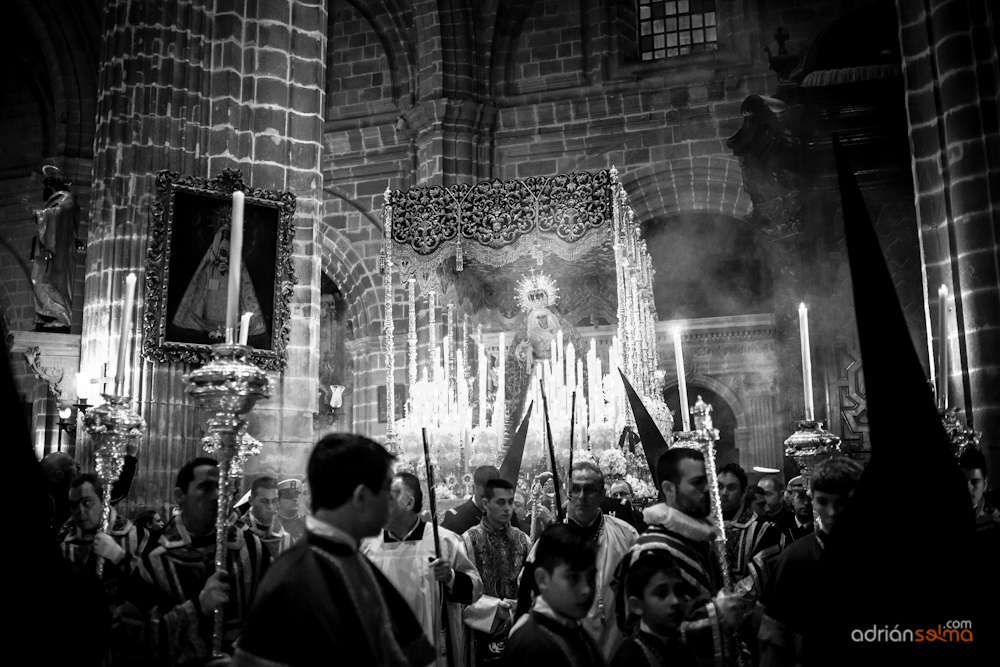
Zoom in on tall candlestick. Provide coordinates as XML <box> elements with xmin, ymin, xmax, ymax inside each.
<box><xmin>115</xmin><ymin>273</ymin><xmax>137</xmax><ymax>393</ymax></box>
<box><xmin>938</xmin><ymin>285</ymin><xmax>948</xmax><ymax>410</ymax></box>
<box><xmin>225</xmin><ymin>191</ymin><xmax>245</xmax><ymax>340</ymax></box>
<box><xmin>798</xmin><ymin>303</ymin><xmax>815</xmax><ymax>422</ymax></box>
<box><xmin>238</xmin><ymin>312</ymin><xmax>251</xmax><ymax>345</ymax></box>
<box><xmin>673</xmin><ymin>328</ymin><xmax>690</xmax><ymax>431</ymax></box>
<box><xmin>478</xmin><ymin>340</ymin><xmax>487</xmax><ymax>429</ymax></box>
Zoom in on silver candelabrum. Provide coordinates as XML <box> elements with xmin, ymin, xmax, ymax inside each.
<box><xmin>183</xmin><ymin>343</ymin><xmax>271</xmax><ymax>658</ymax></box>
<box><xmin>784</xmin><ymin>419</ymin><xmax>842</xmax><ymax>488</ymax></box>
<box><xmin>83</xmin><ymin>393</ymin><xmax>145</xmax><ymax>578</ymax></box>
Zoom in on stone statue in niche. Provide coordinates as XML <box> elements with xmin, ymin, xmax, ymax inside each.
<box><xmin>31</xmin><ymin>165</ymin><xmax>80</xmax><ymax>332</ymax></box>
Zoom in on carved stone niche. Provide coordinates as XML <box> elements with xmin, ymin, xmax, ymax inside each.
<box><xmin>8</xmin><ymin>331</ymin><xmax>82</xmax><ymax>401</ymax></box>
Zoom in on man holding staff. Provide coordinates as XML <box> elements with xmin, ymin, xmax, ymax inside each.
<box><xmin>362</xmin><ymin>471</ymin><xmax>483</xmax><ymax>666</ymax></box>
<box><xmin>117</xmin><ymin>457</ymin><xmax>271</xmax><ymax>665</ymax></box>
<box><xmin>615</xmin><ymin>448</ymin><xmax>747</xmax><ymax>667</ymax></box>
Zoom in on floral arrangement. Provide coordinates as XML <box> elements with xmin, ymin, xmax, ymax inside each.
<box><xmin>626</xmin><ymin>473</ymin><xmax>655</xmax><ymax>501</ymax></box>
<box><xmin>599</xmin><ymin>447</ymin><xmax>627</xmax><ymax>479</ymax></box>
<box><xmin>641</xmin><ymin>394</ymin><xmax>674</xmax><ymax>441</ymax></box>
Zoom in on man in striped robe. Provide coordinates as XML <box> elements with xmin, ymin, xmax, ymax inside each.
<box><xmin>117</xmin><ymin>457</ymin><xmax>271</xmax><ymax>666</ymax></box>
<box><xmin>615</xmin><ymin>448</ymin><xmax>745</xmax><ymax>667</ymax></box>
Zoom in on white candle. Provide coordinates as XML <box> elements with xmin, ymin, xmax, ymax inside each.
<box><xmin>226</xmin><ymin>191</ymin><xmax>246</xmax><ymax>340</ymax></box>
<box><xmin>115</xmin><ymin>272</ymin><xmax>137</xmax><ymax>392</ymax></box>
<box><xmin>238</xmin><ymin>312</ymin><xmax>252</xmax><ymax>345</ymax></box>
<box><xmin>798</xmin><ymin>303</ymin><xmax>815</xmax><ymax>422</ymax></box>
<box><xmin>498</xmin><ymin>333</ymin><xmax>506</xmax><ymax>402</ymax></box>
<box><xmin>443</xmin><ymin>335</ymin><xmax>451</xmax><ymax>386</ymax></box>
<box><xmin>478</xmin><ymin>344</ymin><xmax>487</xmax><ymax>429</ymax></box>
<box><xmin>938</xmin><ymin>285</ymin><xmax>948</xmax><ymax>410</ymax></box>
<box><xmin>673</xmin><ymin>328</ymin><xmax>690</xmax><ymax>431</ymax></box>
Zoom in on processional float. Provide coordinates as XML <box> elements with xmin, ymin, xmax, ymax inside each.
<box><xmin>380</xmin><ymin>168</ymin><xmax>667</xmax><ymax>499</ymax></box>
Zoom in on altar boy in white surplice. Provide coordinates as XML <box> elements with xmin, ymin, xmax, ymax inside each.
<box><xmin>363</xmin><ymin>472</ymin><xmax>483</xmax><ymax>667</ymax></box>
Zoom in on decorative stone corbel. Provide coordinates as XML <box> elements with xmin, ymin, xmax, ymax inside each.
<box><xmin>9</xmin><ymin>331</ymin><xmax>81</xmax><ymax>402</ymax></box>
<box><xmin>24</xmin><ymin>346</ymin><xmax>66</xmax><ymax>399</ymax></box>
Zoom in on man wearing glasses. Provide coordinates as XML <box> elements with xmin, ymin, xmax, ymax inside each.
<box><xmin>518</xmin><ymin>461</ymin><xmax>639</xmax><ymax>660</ymax></box>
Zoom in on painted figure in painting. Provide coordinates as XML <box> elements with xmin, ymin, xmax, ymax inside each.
<box><xmin>172</xmin><ymin>205</ymin><xmax>266</xmax><ymax>341</ymax></box>
<box><xmin>31</xmin><ymin>165</ymin><xmax>80</xmax><ymax>332</ymax></box>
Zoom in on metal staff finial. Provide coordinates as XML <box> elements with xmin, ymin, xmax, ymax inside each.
<box><xmin>84</xmin><ymin>393</ymin><xmax>144</xmax><ymax>578</ymax></box>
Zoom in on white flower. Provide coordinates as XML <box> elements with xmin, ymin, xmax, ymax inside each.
<box><xmin>598</xmin><ymin>448</ymin><xmax>627</xmax><ymax>478</ymax></box>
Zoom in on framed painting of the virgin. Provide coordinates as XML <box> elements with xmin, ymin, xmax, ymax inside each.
<box><xmin>142</xmin><ymin>168</ymin><xmax>296</xmax><ymax>370</ymax></box>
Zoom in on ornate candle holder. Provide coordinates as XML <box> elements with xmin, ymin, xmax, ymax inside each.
<box><xmin>184</xmin><ymin>344</ymin><xmax>270</xmax><ymax>657</ymax></box>
<box><xmin>84</xmin><ymin>393</ymin><xmax>145</xmax><ymax>577</ymax></box>
<box><xmin>939</xmin><ymin>407</ymin><xmax>980</xmax><ymax>459</ymax></box>
<box><xmin>784</xmin><ymin>419</ymin><xmax>842</xmax><ymax>487</ymax></box>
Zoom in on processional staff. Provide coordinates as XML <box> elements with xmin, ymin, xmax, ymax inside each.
<box><xmin>421</xmin><ymin>427</ymin><xmax>456</xmax><ymax>667</ymax></box>
<box><xmin>538</xmin><ymin>384</ymin><xmax>565</xmax><ymax>523</ymax></box>
<box><xmin>183</xmin><ymin>188</ymin><xmax>271</xmax><ymax>658</ymax></box>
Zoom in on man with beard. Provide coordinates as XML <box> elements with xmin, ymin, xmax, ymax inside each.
<box><xmin>241</xmin><ymin>476</ymin><xmax>292</xmax><ymax>559</ymax></box>
<box><xmin>757</xmin><ymin>457</ymin><xmax>863</xmax><ymax>667</ymax></box>
<box><xmin>363</xmin><ymin>471</ymin><xmax>483</xmax><ymax>666</ymax></box>
<box><xmin>463</xmin><ymin>478</ymin><xmax>531</xmax><ymax>665</ymax></box>
<box><xmin>232</xmin><ymin>435</ymin><xmax>435</xmax><ymax>667</ymax></box>
<box><xmin>518</xmin><ymin>461</ymin><xmax>638</xmax><ymax>660</ymax></box>
<box><xmin>117</xmin><ymin>457</ymin><xmax>270</xmax><ymax>665</ymax></box>
<box><xmin>616</xmin><ymin>448</ymin><xmax>745</xmax><ymax>667</ymax></box>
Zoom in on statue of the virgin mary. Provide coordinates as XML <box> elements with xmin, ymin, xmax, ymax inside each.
<box><xmin>502</xmin><ymin>272</ymin><xmax>586</xmax><ymax>440</ymax></box>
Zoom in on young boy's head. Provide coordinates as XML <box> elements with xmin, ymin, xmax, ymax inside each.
<box><xmin>625</xmin><ymin>552</ymin><xmax>688</xmax><ymax>636</ymax></box>
<box><xmin>532</xmin><ymin>524</ymin><xmax>598</xmax><ymax>620</ymax></box>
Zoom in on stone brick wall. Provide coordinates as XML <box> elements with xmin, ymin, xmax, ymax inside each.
<box><xmin>897</xmin><ymin>0</ymin><xmax>1000</xmax><ymax>478</ymax></box>
<box><xmin>79</xmin><ymin>0</ymin><xmax>328</xmax><ymax>510</ymax></box>
<box><xmin>326</xmin><ymin>0</ymin><xmax>396</xmax><ymax>120</ymax></box>
<box><xmin>510</xmin><ymin>0</ymin><xmax>586</xmax><ymax>95</ymax></box>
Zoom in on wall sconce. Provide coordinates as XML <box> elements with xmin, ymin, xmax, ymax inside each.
<box><xmin>329</xmin><ymin>384</ymin><xmax>346</xmax><ymax>410</ymax></box>
<box><xmin>57</xmin><ymin>405</ymin><xmax>76</xmax><ymax>452</ymax></box>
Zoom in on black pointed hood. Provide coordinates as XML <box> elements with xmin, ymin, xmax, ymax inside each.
<box><xmin>499</xmin><ymin>402</ymin><xmax>533</xmax><ymax>485</ymax></box>
<box><xmin>619</xmin><ymin>369</ymin><xmax>671</xmax><ymax>478</ymax></box>
<box><xmin>810</xmin><ymin>137</ymin><xmax>979</xmax><ymax>664</ymax></box>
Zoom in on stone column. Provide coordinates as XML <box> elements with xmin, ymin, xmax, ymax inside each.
<box><xmin>81</xmin><ymin>0</ymin><xmax>327</xmax><ymax>507</ymax></box>
<box><xmin>897</xmin><ymin>0</ymin><xmax>1000</xmax><ymax>480</ymax></box>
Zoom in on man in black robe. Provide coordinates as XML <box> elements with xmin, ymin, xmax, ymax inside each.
<box><xmin>231</xmin><ymin>434</ymin><xmax>435</xmax><ymax>667</ymax></box>
<box><xmin>757</xmin><ymin>457</ymin><xmax>863</xmax><ymax>667</ymax></box>
<box><xmin>442</xmin><ymin>465</ymin><xmax>500</xmax><ymax>535</ymax></box>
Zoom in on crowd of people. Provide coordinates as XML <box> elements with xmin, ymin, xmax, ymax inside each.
<box><xmin>32</xmin><ymin>429</ymin><xmax>997</xmax><ymax>667</ymax></box>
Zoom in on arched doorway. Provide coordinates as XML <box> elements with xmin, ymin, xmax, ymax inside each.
<box><xmin>663</xmin><ymin>384</ymin><xmax>739</xmax><ymax>468</ymax></box>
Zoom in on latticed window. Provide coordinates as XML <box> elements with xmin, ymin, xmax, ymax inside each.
<box><xmin>638</xmin><ymin>0</ymin><xmax>718</xmax><ymax>60</ymax></box>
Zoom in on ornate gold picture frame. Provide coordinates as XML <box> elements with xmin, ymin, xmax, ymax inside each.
<box><xmin>142</xmin><ymin>168</ymin><xmax>296</xmax><ymax>370</ymax></box>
